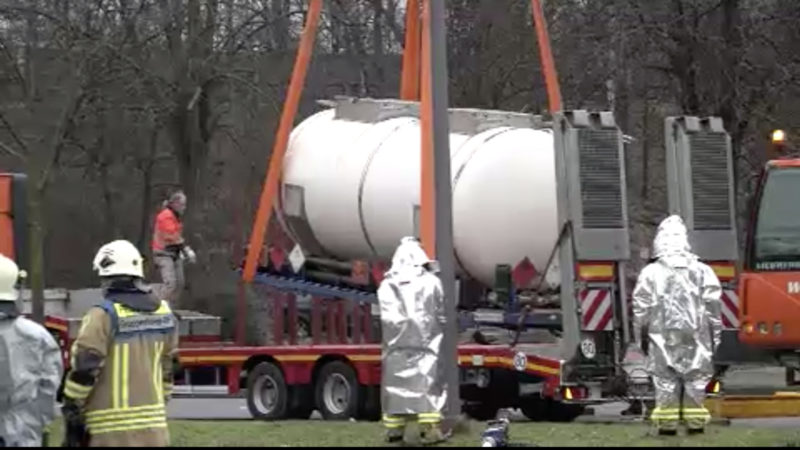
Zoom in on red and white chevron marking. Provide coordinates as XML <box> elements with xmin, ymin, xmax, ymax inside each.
<box><xmin>580</xmin><ymin>289</ymin><xmax>613</xmax><ymax>331</ymax></box>
<box><xmin>721</xmin><ymin>289</ymin><xmax>739</xmax><ymax>329</ymax></box>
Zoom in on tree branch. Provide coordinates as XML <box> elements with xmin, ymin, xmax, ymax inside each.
<box><xmin>38</xmin><ymin>88</ymin><xmax>86</xmax><ymax>193</ymax></box>
<box><xmin>0</xmin><ymin>139</ymin><xmax>25</xmax><ymax>160</ymax></box>
<box><xmin>0</xmin><ymin>109</ymin><xmax>29</xmax><ymax>154</ymax></box>
<box><xmin>0</xmin><ymin>35</ymin><xmax>28</xmax><ymax>96</ymax></box>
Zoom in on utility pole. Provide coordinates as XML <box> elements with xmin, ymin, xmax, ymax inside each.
<box><xmin>427</xmin><ymin>0</ymin><xmax>461</xmax><ymax>427</ymax></box>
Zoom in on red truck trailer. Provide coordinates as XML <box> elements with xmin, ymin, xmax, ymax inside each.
<box><xmin>43</xmin><ymin>275</ymin><xmax>603</xmax><ymax>423</ymax></box>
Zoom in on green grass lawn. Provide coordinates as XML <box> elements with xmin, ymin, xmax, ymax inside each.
<box><xmin>46</xmin><ymin>419</ymin><xmax>800</xmax><ymax>447</ymax></box>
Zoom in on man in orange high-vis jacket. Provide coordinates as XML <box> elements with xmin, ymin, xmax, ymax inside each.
<box><xmin>151</xmin><ymin>190</ymin><xmax>195</xmax><ymax>307</ymax></box>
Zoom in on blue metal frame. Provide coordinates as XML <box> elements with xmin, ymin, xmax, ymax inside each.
<box><xmin>251</xmin><ymin>271</ymin><xmax>377</xmax><ymax>303</ymax></box>
<box><xmin>244</xmin><ymin>269</ymin><xmax>562</xmax><ymax>331</ymax></box>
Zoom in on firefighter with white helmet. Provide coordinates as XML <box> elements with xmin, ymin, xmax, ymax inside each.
<box><xmin>631</xmin><ymin>215</ymin><xmax>722</xmax><ymax>435</ymax></box>
<box><xmin>0</xmin><ymin>253</ymin><xmax>63</xmax><ymax>447</ymax></box>
<box><xmin>61</xmin><ymin>240</ymin><xmax>179</xmax><ymax>447</ymax></box>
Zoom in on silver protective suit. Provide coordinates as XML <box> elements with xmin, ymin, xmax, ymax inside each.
<box><xmin>0</xmin><ymin>310</ymin><xmax>64</xmax><ymax>447</ymax></box>
<box><xmin>378</xmin><ymin>237</ymin><xmax>446</xmax><ymax>427</ymax></box>
<box><xmin>631</xmin><ymin>215</ymin><xmax>722</xmax><ymax>431</ymax></box>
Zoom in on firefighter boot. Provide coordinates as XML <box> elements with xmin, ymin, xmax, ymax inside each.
<box><xmin>652</xmin><ymin>410</ymin><xmax>679</xmax><ymax>436</ymax></box>
<box><xmin>383</xmin><ymin>415</ymin><xmax>407</xmax><ymax>444</ymax></box>
<box><xmin>384</xmin><ymin>428</ymin><xmax>405</xmax><ymax>444</ymax></box>
<box><xmin>419</xmin><ymin>423</ymin><xmax>450</xmax><ymax>445</ymax></box>
<box><xmin>685</xmin><ymin>411</ymin><xmax>709</xmax><ymax>435</ymax></box>
<box><xmin>657</xmin><ymin>426</ymin><xmax>678</xmax><ymax>437</ymax></box>
<box><xmin>683</xmin><ymin>378</ymin><xmax>712</xmax><ymax>435</ymax></box>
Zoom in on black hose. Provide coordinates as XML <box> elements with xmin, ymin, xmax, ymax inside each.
<box><xmin>511</xmin><ymin>221</ymin><xmax>573</xmax><ymax>347</ymax></box>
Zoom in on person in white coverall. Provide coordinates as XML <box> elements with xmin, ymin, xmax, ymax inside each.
<box><xmin>378</xmin><ymin>237</ymin><xmax>448</xmax><ymax>445</ymax></box>
<box><xmin>0</xmin><ymin>254</ymin><xmax>63</xmax><ymax>447</ymax></box>
<box><xmin>631</xmin><ymin>215</ymin><xmax>722</xmax><ymax>435</ymax></box>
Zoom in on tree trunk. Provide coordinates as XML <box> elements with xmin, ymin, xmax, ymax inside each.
<box><xmin>719</xmin><ymin>0</ymin><xmax>742</xmax><ymax>186</ymax></box>
<box><xmin>138</xmin><ymin>166</ymin><xmax>153</xmax><ymax>252</ymax></box>
<box><xmin>271</xmin><ymin>0</ymin><xmax>289</xmax><ymax>51</ymax></box>
<box><xmin>641</xmin><ymin>100</ymin><xmax>650</xmax><ymax>202</ymax></box>
<box><xmin>170</xmin><ymin>0</ymin><xmax>215</xmax><ymax>237</ymax></box>
<box><xmin>170</xmin><ymin>101</ymin><xmax>209</xmax><ymax>229</ymax></box>
<box><xmin>671</xmin><ymin>0</ymin><xmax>701</xmax><ymax>114</ymax></box>
<box><xmin>137</xmin><ymin>127</ymin><xmax>159</xmax><ymax>250</ymax></box>
<box><xmin>27</xmin><ymin>174</ymin><xmax>45</xmax><ymax>323</ymax></box>
<box><xmin>371</xmin><ymin>0</ymin><xmax>384</xmax><ymax>55</ymax></box>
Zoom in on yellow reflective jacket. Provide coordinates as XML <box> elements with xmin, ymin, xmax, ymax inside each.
<box><xmin>63</xmin><ymin>294</ymin><xmax>178</xmax><ymax>447</ymax></box>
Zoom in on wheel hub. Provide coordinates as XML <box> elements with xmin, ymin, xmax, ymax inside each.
<box><xmin>323</xmin><ymin>373</ymin><xmax>351</xmax><ymax>415</ymax></box>
<box><xmin>253</xmin><ymin>374</ymin><xmax>278</xmax><ymax>414</ymax></box>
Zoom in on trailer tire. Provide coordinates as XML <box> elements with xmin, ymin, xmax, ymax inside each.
<box><xmin>463</xmin><ymin>401</ymin><xmax>500</xmax><ymax>421</ymax></box>
<box><xmin>519</xmin><ymin>396</ymin><xmax>548</xmax><ymax>421</ymax></box>
<box><xmin>520</xmin><ymin>396</ymin><xmax>583</xmax><ymax>422</ymax></box>
<box><xmin>315</xmin><ymin>361</ymin><xmax>360</xmax><ymax>420</ymax></box>
<box><xmin>358</xmin><ymin>385</ymin><xmax>381</xmax><ymax>421</ymax></box>
<box><xmin>247</xmin><ymin>362</ymin><xmax>289</xmax><ymax>420</ymax></box>
<box><xmin>548</xmin><ymin>401</ymin><xmax>585</xmax><ymax>422</ymax></box>
<box><xmin>288</xmin><ymin>386</ymin><xmax>315</xmax><ymax>419</ymax></box>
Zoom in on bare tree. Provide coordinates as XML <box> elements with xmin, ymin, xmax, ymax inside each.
<box><xmin>0</xmin><ymin>2</ymin><xmax>103</xmax><ymax>320</ymax></box>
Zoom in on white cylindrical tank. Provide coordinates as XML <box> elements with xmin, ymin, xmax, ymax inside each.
<box><xmin>279</xmin><ymin>104</ymin><xmax>560</xmax><ymax>289</ymax></box>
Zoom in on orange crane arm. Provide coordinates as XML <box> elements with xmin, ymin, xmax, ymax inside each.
<box><xmin>530</xmin><ymin>0</ymin><xmax>563</xmax><ymax>113</ymax></box>
<box><xmin>419</xmin><ymin>0</ymin><xmax>435</xmax><ymax>258</ymax></box>
<box><xmin>241</xmin><ymin>0</ymin><xmax>323</xmax><ymax>284</ymax></box>
<box><xmin>400</xmin><ymin>0</ymin><xmax>421</xmax><ymax>100</ymax></box>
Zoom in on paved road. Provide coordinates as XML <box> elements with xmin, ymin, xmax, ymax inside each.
<box><xmin>167</xmin><ymin>397</ymin><xmax>800</xmax><ymax>428</ymax></box>
<box><xmin>723</xmin><ymin>365</ymin><xmax>797</xmax><ymax>394</ymax></box>
<box><xmin>167</xmin><ymin>366</ymin><xmax>800</xmax><ymax>428</ymax></box>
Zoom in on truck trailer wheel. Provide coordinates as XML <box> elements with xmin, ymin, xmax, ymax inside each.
<box><xmin>463</xmin><ymin>401</ymin><xmax>500</xmax><ymax>421</ymax></box>
<box><xmin>520</xmin><ymin>396</ymin><xmax>583</xmax><ymax>422</ymax></box>
<box><xmin>288</xmin><ymin>386</ymin><xmax>315</xmax><ymax>419</ymax></box>
<box><xmin>519</xmin><ymin>395</ymin><xmax>548</xmax><ymax>421</ymax></box>
<box><xmin>358</xmin><ymin>385</ymin><xmax>381</xmax><ymax>421</ymax></box>
<box><xmin>247</xmin><ymin>361</ymin><xmax>289</xmax><ymax>420</ymax></box>
<box><xmin>315</xmin><ymin>361</ymin><xmax>361</xmax><ymax>420</ymax></box>
<box><xmin>547</xmin><ymin>400</ymin><xmax>585</xmax><ymax>422</ymax></box>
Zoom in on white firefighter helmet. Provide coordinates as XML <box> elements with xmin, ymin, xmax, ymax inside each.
<box><xmin>0</xmin><ymin>253</ymin><xmax>20</xmax><ymax>301</ymax></box>
<box><xmin>93</xmin><ymin>240</ymin><xmax>144</xmax><ymax>278</ymax></box>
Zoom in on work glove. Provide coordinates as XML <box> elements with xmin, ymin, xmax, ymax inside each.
<box><xmin>61</xmin><ymin>402</ymin><xmax>89</xmax><ymax>447</ymax></box>
<box><xmin>182</xmin><ymin>246</ymin><xmax>197</xmax><ymax>264</ymax></box>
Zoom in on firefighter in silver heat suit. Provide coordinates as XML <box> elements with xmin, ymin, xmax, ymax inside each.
<box><xmin>632</xmin><ymin>215</ymin><xmax>722</xmax><ymax>435</ymax></box>
<box><xmin>378</xmin><ymin>237</ymin><xmax>447</xmax><ymax>445</ymax></box>
<box><xmin>0</xmin><ymin>254</ymin><xmax>64</xmax><ymax>447</ymax></box>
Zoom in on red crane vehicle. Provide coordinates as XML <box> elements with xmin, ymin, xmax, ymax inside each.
<box><xmin>730</xmin><ymin>129</ymin><xmax>800</xmax><ymax>385</ymax></box>
<box><xmin>665</xmin><ymin>116</ymin><xmax>800</xmax><ymax>418</ymax></box>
